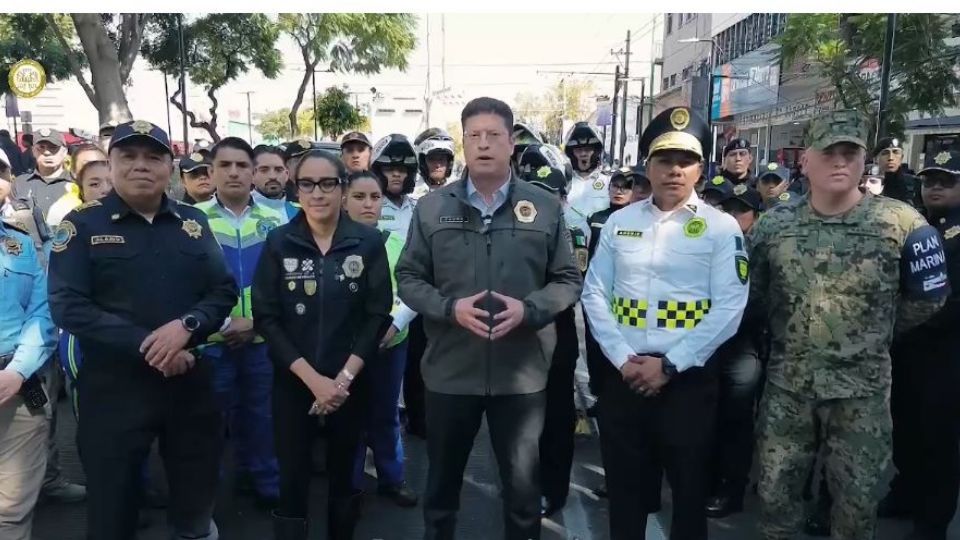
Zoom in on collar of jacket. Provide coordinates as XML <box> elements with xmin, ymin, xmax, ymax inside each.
<box><xmin>105</xmin><ymin>190</ymin><xmax>182</xmax><ymax>222</ymax></box>
<box><xmin>642</xmin><ymin>190</ymin><xmax>702</xmax><ymax>217</ymax></box>
<box><xmin>285</xmin><ymin>210</ymin><xmax>365</xmax><ymax>253</ymax></box>
<box><xmin>447</xmin><ymin>169</ymin><xmax>521</xmax><ymax>211</ymax></box>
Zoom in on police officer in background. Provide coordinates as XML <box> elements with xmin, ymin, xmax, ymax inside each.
<box><xmin>0</xmin><ymin>150</ymin><xmax>49</xmax><ymax>264</ymax></box>
<box><xmin>881</xmin><ymin>149</ymin><xmax>960</xmax><ymax>540</ymax></box>
<box><xmin>413</xmin><ymin>128</ymin><xmax>456</xmax><ymax>200</ymax></box>
<box><xmin>582</xmin><ymin>106</ymin><xmax>749</xmax><ymax>540</ymax></box>
<box><xmin>373</xmin><ymin>134</ymin><xmax>419</xmax><ymax>242</ymax></box>
<box><xmin>179</xmin><ymin>152</ymin><xmax>215</xmax><ymax>205</ymax></box>
<box><xmin>719</xmin><ymin>138</ymin><xmax>756</xmax><ymax>186</ymax></box>
<box><xmin>511</xmin><ymin>122</ymin><xmax>544</xmax><ymax>173</ymax></box>
<box><xmin>341</xmin><ymin>131</ymin><xmax>372</xmax><ymax>175</ymax></box>
<box><xmin>518</xmin><ymin>152</ymin><xmax>585</xmax><ymax>518</ymax></box>
<box><xmin>564</xmin><ymin>122</ymin><xmax>611</xmax><ymax>228</ymax></box>
<box><xmin>282</xmin><ymin>139</ymin><xmax>314</xmax><ymax>201</ymax></box>
<box><xmin>48</xmin><ymin>120</ymin><xmax>238</xmax><ymax>540</ymax></box>
<box><xmin>874</xmin><ymin>136</ymin><xmax>921</xmax><ymax>206</ymax></box>
<box><xmin>13</xmin><ymin>129</ymin><xmax>72</xmax><ymax>220</ymax></box>
<box><xmin>252</xmin><ymin>145</ymin><xmax>299</xmax><ymax>224</ymax></box>
<box><xmin>756</xmin><ymin>163</ymin><xmax>794</xmax><ymax>208</ymax></box>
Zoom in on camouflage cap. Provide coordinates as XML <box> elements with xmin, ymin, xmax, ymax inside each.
<box><xmin>805</xmin><ymin>110</ymin><xmax>869</xmax><ymax>151</ymax></box>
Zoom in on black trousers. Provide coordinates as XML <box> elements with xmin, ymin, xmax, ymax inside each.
<box><xmin>273</xmin><ymin>370</ymin><xmax>367</xmax><ymax>521</ymax></box>
<box><xmin>709</xmin><ymin>333</ymin><xmax>761</xmax><ymax>498</ymax></box>
<box><xmin>890</xmin><ymin>339</ymin><xmax>960</xmax><ymax>539</ymax></box>
<box><xmin>424</xmin><ymin>390</ymin><xmax>546</xmax><ymax>540</ymax></box>
<box><xmin>582</xmin><ymin>306</ymin><xmax>619</xmax><ymax>398</ymax></box>
<box><xmin>78</xmin><ymin>367</ymin><xmax>223</xmax><ymax>540</ymax></box>
<box><xmin>403</xmin><ymin>316</ymin><xmax>428</xmax><ymax>433</ymax></box>
<box><xmin>540</xmin><ymin>307</ymin><xmax>578</xmax><ymax>505</ymax></box>
<box><xmin>598</xmin><ymin>363</ymin><xmax>717</xmax><ymax>540</ymax></box>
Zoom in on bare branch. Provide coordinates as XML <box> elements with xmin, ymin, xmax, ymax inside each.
<box><xmin>169</xmin><ymin>80</ymin><xmax>215</xmax><ymax>142</ymax></box>
<box><xmin>118</xmin><ymin>13</ymin><xmax>150</xmax><ymax>84</ymax></box>
<box><xmin>206</xmin><ymin>86</ymin><xmax>221</xmax><ymax>142</ymax></box>
<box><xmin>45</xmin><ymin>14</ymin><xmax>96</xmax><ymax>104</ymax></box>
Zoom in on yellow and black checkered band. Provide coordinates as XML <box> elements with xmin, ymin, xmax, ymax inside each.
<box><xmin>612</xmin><ymin>297</ymin><xmax>649</xmax><ymax>329</ymax></box>
<box><xmin>656</xmin><ymin>299</ymin><xmax>711</xmax><ymax>329</ymax></box>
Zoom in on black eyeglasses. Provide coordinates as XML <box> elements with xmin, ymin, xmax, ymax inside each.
<box><xmin>296</xmin><ymin>177</ymin><xmax>341</xmax><ymax>193</ymax></box>
<box><xmin>921</xmin><ymin>175</ymin><xmax>959</xmax><ymax>189</ymax></box>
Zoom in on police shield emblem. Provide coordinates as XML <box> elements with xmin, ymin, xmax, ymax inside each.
<box><xmin>51</xmin><ymin>220</ymin><xmax>77</xmax><ymax>253</ymax></box>
<box><xmin>575</xmin><ymin>248</ymin><xmax>588</xmax><ymax>272</ymax></box>
<box><xmin>342</xmin><ymin>255</ymin><xmax>364</xmax><ymax>278</ymax></box>
<box><xmin>283</xmin><ymin>258</ymin><xmax>298</xmax><ymax>273</ymax></box>
<box><xmin>3</xmin><ymin>236</ymin><xmax>22</xmax><ymax>256</ymax></box>
<box><xmin>514</xmin><ymin>200</ymin><xmax>537</xmax><ymax>224</ymax></box>
<box><xmin>304</xmin><ymin>280</ymin><xmax>317</xmax><ymax>296</ymax></box>
<box><xmin>181</xmin><ymin>219</ymin><xmax>203</xmax><ymax>239</ymax></box>
<box><xmin>736</xmin><ymin>255</ymin><xmax>749</xmax><ymax>284</ymax></box>
<box><xmin>683</xmin><ymin>217</ymin><xmax>707</xmax><ymax>238</ymax></box>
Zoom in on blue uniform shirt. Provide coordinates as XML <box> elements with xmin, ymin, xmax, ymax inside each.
<box><xmin>0</xmin><ymin>221</ymin><xmax>56</xmax><ymax>378</ymax></box>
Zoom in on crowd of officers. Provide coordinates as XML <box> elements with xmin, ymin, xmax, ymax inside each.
<box><xmin>0</xmin><ymin>94</ymin><xmax>958</xmax><ymax>540</ymax></box>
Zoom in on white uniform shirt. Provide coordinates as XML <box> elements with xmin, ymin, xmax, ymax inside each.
<box><xmin>378</xmin><ymin>195</ymin><xmax>415</xmax><ymax>241</ymax></box>
<box><xmin>566</xmin><ymin>168</ymin><xmax>611</xmax><ymax>227</ymax></box>
<box><xmin>581</xmin><ymin>192</ymin><xmax>748</xmax><ymax>373</ymax></box>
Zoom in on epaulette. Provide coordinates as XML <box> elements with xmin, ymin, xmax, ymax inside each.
<box><xmin>76</xmin><ymin>200</ymin><xmax>102</xmax><ymax>211</ymax></box>
<box><xmin>1</xmin><ymin>218</ymin><xmax>30</xmax><ymax>236</ymax></box>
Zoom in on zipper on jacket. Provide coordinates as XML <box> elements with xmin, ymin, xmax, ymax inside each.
<box><xmin>485</xmin><ymin>232</ymin><xmax>493</xmax><ymax>396</ymax></box>
<box><xmin>315</xmin><ymin>254</ymin><xmax>325</xmax><ymax>373</ymax></box>
<box><xmin>236</xmin><ymin>227</ymin><xmax>246</xmax><ymax>315</ymax></box>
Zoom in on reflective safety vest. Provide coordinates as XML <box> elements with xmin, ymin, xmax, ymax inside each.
<box><xmin>195</xmin><ymin>198</ymin><xmax>285</xmax><ymax>343</ymax></box>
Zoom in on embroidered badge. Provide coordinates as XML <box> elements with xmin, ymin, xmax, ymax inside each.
<box><xmin>683</xmin><ymin>217</ymin><xmax>707</xmax><ymax>238</ymax></box>
<box><xmin>670</xmin><ymin>108</ymin><xmax>690</xmax><ymax>130</ymax></box>
<box><xmin>301</xmin><ymin>259</ymin><xmax>314</xmax><ymax>273</ymax></box>
<box><xmin>190</xmin><ymin>152</ymin><xmax>204</xmax><ymax>162</ymax></box>
<box><xmin>181</xmin><ymin>219</ymin><xmax>202</xmax><ymax>239</ymax></box>
<box><xmin>575</xmin><ymin>248</ymin><xmax>588</xmax><ymax>272</ymax></box>
<box><xmin>132</xmin><ymin>120</ymin><xmax>153</xmax><ymax>134</ymax></box>
<box><xmin>593</xmin><ymin>180</ymin><xmax>604</xmax><ymax>190</ymax></box>
<box><xmin>295</xmin><ymin>303</ymin><xmax>306</xmax><ymax>315</ymax></box>
<box><xmin>935</xmin><ymin>151</ymin><xmax>951</xmax><ymax>165</ymax></box>
<box><xmin>288</xmin><ymin>281</ymin><xmax>296</xmax><ymax>292</ymax></box>
<box><xmin>736</xmin><ymin>254</ymin><xmax>749</xmax><ymax>284</ymax></box>
<box><xmin>283</xmin><ymin>258</ymin><xmax>298</xmax><ymax>273</ymax></box>
<box><xmin>90</xmin><ymin>235</ymin><xmax>125</xmax><ymax>245</ymax></box>
<box><xmin>537</xmin><ymin>166</ymin><xmax>551</xmax><ymax>179</ymax></box>
<box><xmin>513</xmin><ymin>200</ymin><xmax>537</xmax><ymax>224</ymax></box>
<box><xmin>778</xmin><ymin>192</ymin><xmax>791</xmax><ymax>202</ymax></box>
<box><xmin>944</xmin><ymin>225</ymin><xmax>960</xmax><ymax>240</ymax></box>
<box><xmin>256</xmin><ymin>218</ymin><xmax>279</xmax><ymax>238</ymax></box>
<box><xmin>51</xmin><ymin>220</ymin><xmax>76</xmax><ymax>253</ymax></box>
<box><xmin>616</xmin><ymin>230</ymin><xmax>643</xmax><ymax>238</ymax></box>
<box><xmin>733</xmin><ymin>184</ymin><xmax>748</xmax><ymax>196</ymax></box>
<box><xmin>304</xmin><ymin>280</ymin><xmax>317</xmax><ymax>296</ymax></box>
<box><xmin>3</xmin><ymin>236</ymin><xmax>22</xmax><ymax>256</ymax></box>
<box><xmin>342</xmin><ymin>255</ymin><xmax>364</xmax><ymax>279</ymax></box>
<box><xmin>711</xmin><ymin>176</ymin><xmax>725</xmax><ymax>186</ymax></box>
<box><xmin>440</xmin><ymin>216</ymin><xmax>466</xmax><ymax>224</ymax></box>
<box><xmin>349</xmin><ymin>282</ymin><xmax>359</xmax><ymax>293</ymax></box>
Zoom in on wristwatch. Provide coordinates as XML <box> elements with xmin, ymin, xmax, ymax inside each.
<box><xmin>661</xmin><ymin>356</ymin><xmax>678</xmax><ymax>378</ymax></box>
<box><xmin>180</xmin><ymin>314</ymin><xmax>201</xmax><ymax>333</ymax></box>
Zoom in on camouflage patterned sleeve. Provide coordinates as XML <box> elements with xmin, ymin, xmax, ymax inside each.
<box><xmin>746</xmin><ymin>214</ymin><xmax>771</xmax><ymax>320</ymax></box>
<box><xmin>895</xmin><ymin>210</ymin><xmax>949</xmax><ymax>334</ymax></box>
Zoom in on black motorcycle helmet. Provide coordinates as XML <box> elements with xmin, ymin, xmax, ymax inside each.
<box><xmin>415</xmin><ymin>128</ymin><xmax>455</xmax><ymax>184</ymax></box>
<box><xmin>563</xmin><ymin>122</ymin><xmax>604</xmax><ymax>173</ymax></box>
<box><xmin>519</xmin><ymin>143</ymin><xmax>573</xmax><ymax>196</ymax></box>
<box><xmin>371</xmin><ymin>134</ymin><xmax>418</xmax><ymax>196</ymax></box>
<box><xmin>512</xmin><ymin>122</ymin><xmax>544</xmax><ymax>170</ymax></box>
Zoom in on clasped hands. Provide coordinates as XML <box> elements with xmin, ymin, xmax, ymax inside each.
<box><xmin>139</xmin><ymin>319</ymin><xmax>195</xmax><ymax>378</ymax></box>
<box><xmin>620</xmin><ymin>355</ymin><xmax>672</xmax><ymax>397</ymax></box>
<box><xmin>454</xmin><ymin>290</ymin><xmax>524</xmax><ymax>340</ymax></box>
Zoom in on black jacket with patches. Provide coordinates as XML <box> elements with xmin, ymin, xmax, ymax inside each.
<box><xmin>252</xmin><ymin>212</ymin><xmax>392</xmax><ymax>377</ymax></box>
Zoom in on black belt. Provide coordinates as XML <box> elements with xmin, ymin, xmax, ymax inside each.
<box><xmin>0</xmin><ymin>353</ymin><xmax>48</xmax><ymax>411</ymax></box>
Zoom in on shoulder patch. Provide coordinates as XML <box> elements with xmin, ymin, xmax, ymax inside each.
<box><xmin>52</xmin><ymin>220</ymin><xmax>77</xmax><ymax>253</ymax></box>
<box><xmin>76</xmin><ymin>200</ymin><xmax>102</xmax><ymax>211</ymax></box>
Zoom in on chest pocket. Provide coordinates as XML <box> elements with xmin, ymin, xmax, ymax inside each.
<box><xmin>828</xmin><ymin>226</ymin><xmax>899</xmax><ymax>295</ymax></box>
<box><xmin>0</xmin><ymin>254</ymin><xmax>35</xmax><ymax>309</ymax></box>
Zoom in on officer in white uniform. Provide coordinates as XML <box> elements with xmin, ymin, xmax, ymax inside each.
<box><xmin>581</xmin><ymin>106</ymin><xmax>749</xmax><ymax>540</ymax></box>
<box><xmin>564</xmin><ymin>122</ymin><xmax>611</xmax><ymax>228</ymax></box>
<box><xmin>372</xmin><ymin>134</ymin><xmax>418</xmax><ymax>241</ymax></box>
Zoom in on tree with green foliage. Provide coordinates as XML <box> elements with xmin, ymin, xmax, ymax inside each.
<box><xmin>515</xmin><ymin>79</ymin><xmax>595</xmax><ymax>143</ymax></box>
<box><xmin>278</xmin><ymin>13</ymin><xmax>417</xmax><ymax>135</ymax></box>
<box><xmin>258</xmin><ymin>107</ymin><xmax>312</xmax><ymax>142</ymax></box>
<box><xmin>778</xmin><ymin>13</ymin><xmax>960</xmax><ymax>142</ymax></box>
<box><xmin>0</xmin><ymin>14</ymin><xmax>150</xmax><ymax>125</ymax></box>
<box><xmin>313</xmin><ymin>86</ymin><xmax>367</xmax><ymax>139</ymax></box>
<box><xmin>141</xmin><ymin>14</ymin><xmax>282</xmax><ymax>142</ymax></box>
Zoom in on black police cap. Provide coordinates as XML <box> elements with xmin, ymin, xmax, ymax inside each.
<box><xmin>919</xmin><ymin>150</ymin><xmax>960</xmax><ymax>176</ymax></box>
<box><xmin>283</xmin><ymin>138</ymin><xmax>314</xmax><ymax>162</ymax></box>
<box><xmin>179</xmin><ymin>152</ymin><xmax>211</xmax><ymax>173</ymax></box>
<box><xmin>873</xmin><ymin>137</ymin><xmax>903</xmax><ymax>156</ymax></box>
<box><xmin>724</xmin><ymin>183</ymin><xmax>763</xmax><ymax>212</ymax></box>
<box><xmin>723</xmin><ymin>138</ymin><xmax>750</xmax><ymax>157</ymax></box>
<box><xmin>639</xmin><ymin>107</ymin><xmax>711</xmax><ymax>159</ymax></box>
<box><xmin>109</xmin><ymin>120</ymin><xmax>173</xmax><ymax>156</ymax></box>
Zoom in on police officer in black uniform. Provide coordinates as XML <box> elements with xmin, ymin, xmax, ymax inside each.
<box><xmin>47</xmin><ymin>120</ymin><xmax>238</xmax><ymax>540</ymax></box>
<box><xmin>874</xmin><ymin>136</ymin><xmax>921</xmax><ymax>207</ymax></box>
<box><xmin>881</xmin><ymin>150</ymin><xmax>960</xmax><ymax>540</ymax></box>
<box><xmin>518</xmin><ymin>157</ymin><xmax>586</xmax><ymax>518</ymax></box>
<box><xmin>13</xmin><ymin>128</ymin><xmax>73</xmax><ymax>217</ymax></box>
<box><xmin>719</xmin><ymin>138</ymin><xmax>756</xmax><ymax>186</ymax></box>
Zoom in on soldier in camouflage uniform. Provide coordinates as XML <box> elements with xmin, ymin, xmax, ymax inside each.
<box><xmin>748</xmin><ymin>110</ymin><xmax>950</xmax><ymax>540</ymax></box>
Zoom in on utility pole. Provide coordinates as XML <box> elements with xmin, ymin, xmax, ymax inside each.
<box><xmin>649</xmin><ymin>15</ymin><xmax>659</xmax><ymax>129</ymax></box>
<box><xmin>163</xmin><ymin>74</ymin><xmax>172</xmax><ymax>142</ymax></box>
<box><xmin>441</xmin><ymin>14</ymin><xmax>447</xmax><ymax>89</ymax></box>
<box><xmin>177</xmin><ymin>14</ymin><xmax>188</xmax><ymax>154</ymax></box>
<box><xmin>619</xmin><ymin>31</ymin><xmax>632</xmax><ymax>162</ymax></box>
<box><xmin>877</xmin><ymin>13</ymin><xmax>897</xmax><ymax>140</ymax></box>
<box><xmin>611</xmin><ymin>65</ymin><xmax>620</xmax><ymax>166</ymax></box>
<box><xmin>311</xmin><ymin>69</ymin><xmax>318</xmax><ymax>139</ymax></box>
<box><xmin>242</xmin><ymin>91</ymin><xmax>254</xmax><ymax>143</ymax></box>
<box><xmin>425</xmin><ymin>14</ymin><xmax>432</xmax><ymax>128</ymax></box>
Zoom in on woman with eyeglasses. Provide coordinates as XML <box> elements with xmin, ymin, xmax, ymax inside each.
<box><xmin>252</xmin><ymin>150</ymin><xmax>393</xmax><ymax>540</ymax></box>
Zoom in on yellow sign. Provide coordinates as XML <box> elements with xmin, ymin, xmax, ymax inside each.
<box><xmin>8</xmin><ymin>59</ymin><xmax>46</xmax><ymax>99</ymax></box>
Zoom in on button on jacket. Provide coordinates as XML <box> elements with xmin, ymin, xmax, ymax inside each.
<box><xmin>0</xmin><ymin>221</ymin><xmax>56</xmax><ymax>378</ymax></box>
<box><xmin>396</xmin><ymin>174</ymin><xmax>583</xmax><ymax>396</ymax></box>
<box><xmin>582</xmin><ymin>192</ymin><xmax>748</xmax><ymax>372</ymax></box>
<box><xmin>251</xmin><ymin>212</ymin><xmax>393</xmax><ymax>377</ymax></box>
<box><xmin>47</xmin><ymin>191</ymin><xmax>238</xmax><ymax>381</ymax></box>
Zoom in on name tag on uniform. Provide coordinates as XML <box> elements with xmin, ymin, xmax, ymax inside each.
<box><xmin>380</xmin><ymin>215</ymin><xmax>396</xmax><ymax>221</ymax></box>
<box><xmin>616</xmin><ymin>230</ymin><xmax>643</xmax><ymax>238</ymax></box>
<box><xmin>440</xmin><ymin>216</ymin><xmax>466</xmax><ymax>224</ymax></box>
<box><xmin>90</xmin><ymin>235</ymin><xmax>126</xmax><ymax>245</ymax></box>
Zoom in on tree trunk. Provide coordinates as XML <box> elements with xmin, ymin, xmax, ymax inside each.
<box><xmin>169</xmin><ymin>83</ymin><xmax>220</xmax><ymax>142</ymax></box>
<box><xmin>71</xmin><ymin>14</ymin><xmax>134</xmax><ymax>126</ymax></box>
<box><xmin>289</xmin><ymin>51</ymin><xmax>317</xmax><ymax>137</ymax></box>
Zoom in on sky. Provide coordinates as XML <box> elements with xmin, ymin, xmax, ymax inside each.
<box><xmin>5</xmin><ymin>13</ymin><xmax>661</xmax><ymax>142</ymax></box>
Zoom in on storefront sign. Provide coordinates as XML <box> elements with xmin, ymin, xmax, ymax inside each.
<box><xmin>711</xmin><ymin>44</ymin><xmax>781</xmax><ymax>121</ymax></box>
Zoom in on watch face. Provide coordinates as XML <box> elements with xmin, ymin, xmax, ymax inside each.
<box><xmin>183</xmin><ymin>315</ymin><xmax>199</xmax><ymax>331</ymax></box>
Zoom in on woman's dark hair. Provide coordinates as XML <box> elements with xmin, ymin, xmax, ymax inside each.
<box><xmin>293</xmin><ymin>149</ymin><xmax>347</xmax><ymax>181</ymax></box>
<box><xmin>345</xmin><ymin>170</ymin><xmax>382</xmax><ymax>191</ymax></box>
<box><xmin>461</xmin><ymin>97</ymin><xmax>514</xmax><ymax>132</ymax></box>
